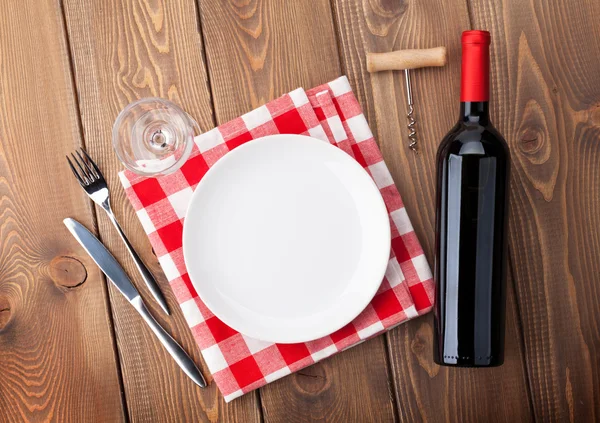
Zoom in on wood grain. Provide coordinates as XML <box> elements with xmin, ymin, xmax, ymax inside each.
<box><xmin>470</xmin><ymin>0</ymin><xmax>600</xmax><ymax>420</ymax></box>
<box><xmin>61</xmin><ymin>0</ymin><xmax>261</xmax><ymax>421</ymax></box>
<box><xmin>199</xmin><ymin>0</ymin><xmax>396</xmax><ymax>421</ymax></box>
<box><xmin>332</xmin><ymin>0</ymin><xmax>534</xmax><ymax>421</ymax></box>
<box><xmin>0</xmin><ymin>0</ymin><xmax>124</xmax><ymax>421</ymax></box>
<box><xmin>199</xmin><ymin>0</ymin><xmax>342</xmax><ymax>122</ymax></box>
<box><xmin>261</xmin><ymin>338</ymin><xmax>397</xmax><ymax>423</ymax></box>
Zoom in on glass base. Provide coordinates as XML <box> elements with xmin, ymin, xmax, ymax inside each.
<box><xmin>113</xmin><ymin>98</ymin><xmax>199</xmax><ymax>176</ymax></box>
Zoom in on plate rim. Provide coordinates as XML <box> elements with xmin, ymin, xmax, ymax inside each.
<box><xmin>182</xmin><ymin>134</ymin><xmax>391</xmax><ymax>343</ymax></box>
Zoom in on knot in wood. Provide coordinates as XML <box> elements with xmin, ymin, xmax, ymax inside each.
<box><xmin>380</xmin><ymin>0</ymin><xmax>408</xmax><ymax>15</ymax></box>
<box><xmin>50</xmin><ymin>256</ymin><xmax>87</xmax><ymax>288</ymax></box>
<box><xmin>294</xmin><ymin>363</ymin><xmax>330</xmax><ymax>394</ymax></box>
<box><xmin>0</xmin><ymin>296</ymin><xmax>11</xmax><ymax>330</ymax></box>
<box><xmin>517</xmin><ymin>100</ymin><xmax>550</xmax><ymax>162</ymax></box>
<box><xmin>519</xmin><ymin>128</ymin><xmax>543</xmax><ymax>154</ymax></box>
<box><xmin>411</xmin><ymin>323</ymin><xmax>439</xmax><ymax>378</ymax></box>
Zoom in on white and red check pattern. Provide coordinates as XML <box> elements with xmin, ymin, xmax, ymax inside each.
<box><xmin>119</xmin><ymin>76</ymin><xmax>434</xmax><ymax>402</ymax></box>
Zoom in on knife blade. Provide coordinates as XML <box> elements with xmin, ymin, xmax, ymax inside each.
<box><xmin>63</xmin><ymin>218</ymin><xmax>207</xmax><ymax>388</ymax></box>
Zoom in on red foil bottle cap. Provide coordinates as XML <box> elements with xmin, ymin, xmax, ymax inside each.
<box><xmin>460</xmin><ymin>30</ymin><xmax>490</xmax><ymax>102</ymax></box>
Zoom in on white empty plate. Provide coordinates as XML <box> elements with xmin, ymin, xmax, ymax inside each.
<box><xmin>183</xmin><ymin>134</ymin><xmax>390</xmax><ymax>343</ymax></box>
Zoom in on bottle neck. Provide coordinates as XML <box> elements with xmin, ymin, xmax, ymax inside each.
<box><xmin>460</xmin><ymin>31</ymin><xmax>490</xmax><ymax>103</ymax></box>
<box><xmin>460</xmin><ymin>101</ymin><xmax>489</xmax><ymax>125</ymax></box>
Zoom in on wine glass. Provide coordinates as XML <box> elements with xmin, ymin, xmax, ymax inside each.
<box><xmin>112</xmin><ymin>98</ymin><xmax>199</xmax><ymax>176</ymax></box>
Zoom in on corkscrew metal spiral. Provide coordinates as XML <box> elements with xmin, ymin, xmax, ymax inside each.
<box><xmin>404</xmin><ymin>69</ymin><xmax>418</xmax><ymax>153</ymax></box>
<box><xmin>406</xmin><ymin>105</ymin><xmax>417</xmax><ymax>152</ymax></box>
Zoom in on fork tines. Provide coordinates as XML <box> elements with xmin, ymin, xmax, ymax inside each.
<box><xmin>66</xmin><ymin>148</ymin><xmax>103</xmax><ymax>187</ymax></box>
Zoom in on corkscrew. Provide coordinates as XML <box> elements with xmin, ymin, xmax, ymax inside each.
<box><xmin>366</xmin><ymin>47</ymin><xmax>448</xmax><ymax>154</ymax></box>
<box><xmin>404</xmin><ymin>69</ymin><xmax>418</xmax><ymax>152</ymax></box>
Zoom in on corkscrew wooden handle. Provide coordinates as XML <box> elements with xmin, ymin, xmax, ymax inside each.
<box><xmin>366</xmin><ymin>47</ymin><xmax>447</xmax><ymax>72</ymax></box>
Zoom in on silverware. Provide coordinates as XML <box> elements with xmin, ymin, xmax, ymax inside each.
<box><xmin>66</xmin><ymin>148</ymin><xmax>170</xmax><ymax>315</ymax></box>
<box><xmin>63</xmin><ymin>218</ymin><xmax>207</xmax><ymax>388</ymax></box>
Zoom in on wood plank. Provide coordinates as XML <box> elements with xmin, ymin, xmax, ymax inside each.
<box><xmin>0</xmin><ymin>0</ymin><xmax>124</xmax><ymax>421</ymax></box>
<box><xmin>260</xmin><ymin>338</ymin><xmax>397</xmax><ymax>423</ymax></box>
<box><xmin>199</xmin><ymin>0</ymin><xmax>342</xmax><ymax>121</ymax></box>
<box><xmin>198</xmin><ymin>1</ymin><xmax>397</xmax><ymax>421</ymax></box>
<box><xmin>470</xmin><ymin>0</ymin><xmax>600</xmax><ymax>420</ymax></box>
<box><xmin>61</xmin><ymin>0</ymin><xmax>261</xmax><ymax>421</ymax></box>
<box><xmin>332</xmin><ymin>1</ymin><xmax>534</xmax><ymax>421</ymax></box>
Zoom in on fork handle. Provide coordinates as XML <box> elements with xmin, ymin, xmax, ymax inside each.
<box><xmin>106</xmin><ymin>210</ymin><xmax>171</xmax><ymax>315</ymax></box>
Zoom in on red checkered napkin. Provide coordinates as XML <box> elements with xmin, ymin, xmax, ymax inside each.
<box><xmin>119</xmin><ymin>76</ymin><xmax>434</xmax><ymax>402</ymax></box>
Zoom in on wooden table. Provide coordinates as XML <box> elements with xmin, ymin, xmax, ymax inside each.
<box><xmin>1</xmin><ymin>0</ymin><xmax>598</xmax><ymax>421</ymax></box>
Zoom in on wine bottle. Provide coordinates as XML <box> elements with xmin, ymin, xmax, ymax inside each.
<box><xmin>433</xmin><ymin>30</ymin><xmax>510</xmax><ymax>367</ymax></box>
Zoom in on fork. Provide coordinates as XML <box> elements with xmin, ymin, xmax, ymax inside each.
<box><xmin>67</xmin><ymin>149</ymin><xmax>170</xmax><ymax>315</ymax></box>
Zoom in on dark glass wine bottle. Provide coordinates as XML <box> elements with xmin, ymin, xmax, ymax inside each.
<box><xmin>433</xmin><ymin>30</ymin><xmax>510</xmax><ymax>367</ymax></box>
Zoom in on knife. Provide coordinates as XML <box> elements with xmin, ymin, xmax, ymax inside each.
<box><xmin>63</xmin><ymin>218</ymin><xmax>207</xmax><ymax>388</ymax></box>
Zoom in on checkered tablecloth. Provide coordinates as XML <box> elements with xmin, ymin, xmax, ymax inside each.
<box><xmin>119</xmin><ymin>76</ymin><xmax>434</xmax><ymax>402</ymax></box>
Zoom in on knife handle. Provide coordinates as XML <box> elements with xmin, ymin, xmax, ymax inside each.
<box><xmin>132</xmin><ymin>296</ymin><xmax>207</xmax><ymax>388</ymax></box>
